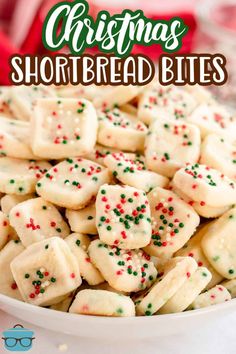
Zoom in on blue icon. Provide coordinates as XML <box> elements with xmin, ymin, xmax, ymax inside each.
<box><xmin>2</xmin><ymin>324</ymin><xmax>35</xmax><ymax>352</ymax></box>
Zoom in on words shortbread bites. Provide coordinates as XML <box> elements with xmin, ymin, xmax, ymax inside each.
<box><xmin>145</xmin><ymin>120</ymin><xmax>201</xmax><ymax>178</ymax></box>
<box><xmin>31</xmin><ymin>98</ymin><xmax>98</xmax><ymax>159</ymax></box>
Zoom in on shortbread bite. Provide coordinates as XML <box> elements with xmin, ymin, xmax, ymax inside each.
<box><xmin>31</xmin><ymin>98</ymin><xmax>98</xmax><ymax>159</ymax></box>
<box><xmin>187</xmin><ymin>104</ymin><xmax>236</xmax><ymax>140</ymax></box>
<box><xmin>50</xmin><ymin>292</ymin><xmax>75</xmax><ymax>312</ymax></box>
<box><xmin>184</xmin><ymin>85</ymin><xmax>215</xmax><ymax>105</ymax></box>
<box><xmin>138</xmin><ymin>84</ymin><xmax>197</xmax><ymax>125</ymax></box>
<box><xmin>170</xmin><ymin>182</ymin><xmax>230</xmax><ymax>218</ymax></box>
<box><xmin>0</xmin><ymin>240</ymin><xmax>24</xmax><ymax>300</ymax></box>
<box><xmin>66</xmin><ymin>204</ymin><xmax>97</xmax><ymax>235</ymax></box>
<box><xmin>9</xmin><ymin>198</ymin><xmax>70</xmax><ymax>247</ymax></box>
<box><xmin>144</xmin><ymin>187</ymin><xmax>200</xmax><ymax>258</ymax></box>
<box><xmin>0</xmin><ymin>211</ymin><xmax>11</xmax><ymax>250</ymax></box>
<box><xmin>201</xmin><ymin>208</ymin><xmax>236</xmax><ymax>279</ymax></box>
<box><xmin>97</xmin><ymin>108</ymin><xmax>147</xmax><ymax>152</ymax></box>
<box><xmin>173</xmin><ymin>163</ymin><xmax>236</xmax><ymax>207</ymax></box>
<box><xmin>9</xmin><ymin>85</ymin><xmax>56</xmax><ymax>121</ymax></box>
<box><xmin>222</xmin><ymin>279</ymin><xmax>236</xmax><ymax>299</ymax></box>
<box><xmin>0</xmin><ymin>117</ymin><xmax>40</xmax><ymax>159</ymax></box>
<box><xmin>1</xmin><ymin>194</ymin><xmax>35</xmax><ymax>216</ymax></box>
<box><xmin>0</xmin><ymin>157</ymin><xmax>51</xmax><ymax>195</ymax></box>
<box><xmin>175</xmin><ymin>223</ymin><xmax>223</xmax><ymax>289</ymax></box>
<box><xmin>0</xmin><ymin>87</ymin><xmax>14</xmax><ymax>118</ymax></box>
<box><xmin>11</xmin><ymin>237</ymin><xmax>81</xmax><ymax>306</ymax></box>
<box><xmin>159</xmin><ymin>267</ymin><xmax>212</xmax><ymax>314</ymax></box>
<box><xmin>200</xmin><ymin>134</ymin><xmax>236</xmax><ymax>181</ymax></box>
<box><xmin>88</xmin><ymin>239</ymin><xmax>157</xmax><ymax>292</ymax></box>
<box><xmin>69</xmin><ymin>289</ymin><xmax>135</xmax><ymax>317</ymax></box>
<box><xmin>104</xmin><ymin>153</ymin><xmax>168</xmax><ymax>192</ymax></box>
<box><xmin>36</xmin><ymin>158</ymin><xmax>111</xmax><ymax>209</ymax></box>
<box><xmin>65</xmin><ymin>233</ymin><xmax>104</xmax><ymax>285</ymax></box>
<box><xmin>135</xmin><ymin>257</ymin><xmax>198</xmax><ymax>315</ymax></box>
<box><xmin>96</xmin><ymin>184</ymin><xmax>152</xmax><ymax>249</ymax></box>
<box><xmin>145</xmin><ymin>120</ymin><xmax>201</xmax><ymax>177</ymax></box>
<box><xmin>190</xmin><ymin>285</ymin><xmax>231</xmax><ymax>310</ymax></box>
<box><xmin>93</xmin><ymin>85</ymin><xmax>142</xmax><ymax>109</ymax></box>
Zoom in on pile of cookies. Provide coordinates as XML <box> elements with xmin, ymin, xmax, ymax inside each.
<box><xmin>0</xmin><ymin>82</ymin><xmax>236</xmax><ymax>317</ymax></box>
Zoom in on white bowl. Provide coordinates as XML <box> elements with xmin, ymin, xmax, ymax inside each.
<box><xmin>1</xmin><ymin>294</ymin><xmax>236</xmax><ymax>339</ymax></box>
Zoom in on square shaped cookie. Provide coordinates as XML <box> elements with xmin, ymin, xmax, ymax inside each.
<box><xmin>97</xmin><ymin>108</ymin><xmax>148</xmax><ymax>152</ymax></box>
<box><xmin>145</xmin><ymin>120</ymin><xmax>201</xmax><ymax>177</ymax></box>
<box><xmin>0</xmin><ymin>116</ymin><xmax>38</xmax><ymax>159</ymax></box>
<box><xmin>66</xmin><ymin>204</ymin><xmax>97</xmax><ymax>235</ymax></box>
<box><xmin>96</xmin><ymin>184</ymin><xmax>152</xmax><ymax>249</ymax></box>
<box><xmin>36</xmin><ymin>158</ymin><xmax>111</xmax><ymax>209</ymax></box>
<box><xmin>200</xmin><ymin>134</ymin><xmax>236</xmax><ymax>181</ymax></box>
<box><xmin>11</xmin><ymin>237</ymin><xmax>81</xmax><ymax>306</ymax></box>
<box><xmin>9</xmin><ymin>85</ymin><xmax>56</xmax><ymax>121</ymax></box>
<box><xmin>173</xmin><ymin>163</ymin><xmax>236</xmax><ymax>207</ymax></box>
<box><xmin>65</xmin><ymin>233</ymin><xmax>104</xmax><ymax>285</ymax></box>
<box><xmin>104</xmin><ymin>152</ymin><xmax>169</xmax><ymax>192</ymax></box>
<box><xmin>93</xmin><ymin>85</ymin><xmax>142</xmax><ymax>109</ymax></box>
<box><xmin>138</xmin><ymin>84</ymin><xmax>197</xmax><ymax>125</ymax></box>
<box><xmin>0</xmin><ymin>157</ymin><xmax>51</xmax><ymax>195</ymax></box>
<box><xmin>31</xmin><ymin>98</ymin><xmax>98</xmax><ymax>159</ymax></box>
<box><xmin>187</xmin><ymin>104</ymin><xmax>236</xmax><ymax>140</ymax></box>
<box><xmin>88</xmin><ymin>239</ymin><xmax>157</xmax><ymax>292</ymax></box>
<box><xmin>135</xmin><ymin>256</ymin><xmax>198</xmax><ymax>315</ymax></box>
<box><xmin>0</xmin><ymin>211</ymin><xmax>11</xmax><ymax>250</ymax></box>
<box><xmin>175</xmin><ymin>223</ymin><xmax>223</xmax><ymax>289</ymax></box>
<box><xmin>0</xmin><ymin>240</ymin><xmax>25</xmax><ymax>300</ymax></box>
<box><xmin>9</xmin><ymin>197</ymin><xmax>70</xmax><ymax>247</ymax></box>
<box><xmin>201</xmin><ymin>207</ymin><xmax>236</xmax><ymax>279</ymax></box>
<box><xmin>144</xmin><ymin>187</ymin><xmax>200</xmax><ymax>258</ymax></box>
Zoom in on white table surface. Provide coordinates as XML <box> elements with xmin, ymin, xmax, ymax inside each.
<box><xmin>1</xmin><ymin>310</ymin><xmax>236</xmax><ymax>354</ymax></box>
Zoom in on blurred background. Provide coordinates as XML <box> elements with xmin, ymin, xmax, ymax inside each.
<box><xmin>0</xmin><ymin>0</ymin><xmax>235</xmax><ymax>105</ymax></box>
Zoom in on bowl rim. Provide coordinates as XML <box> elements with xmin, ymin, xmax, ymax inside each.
<box><xmin>1</xmin><ymin>293</ymin><xmax>236</xmax><ymax>325</ymax></box>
